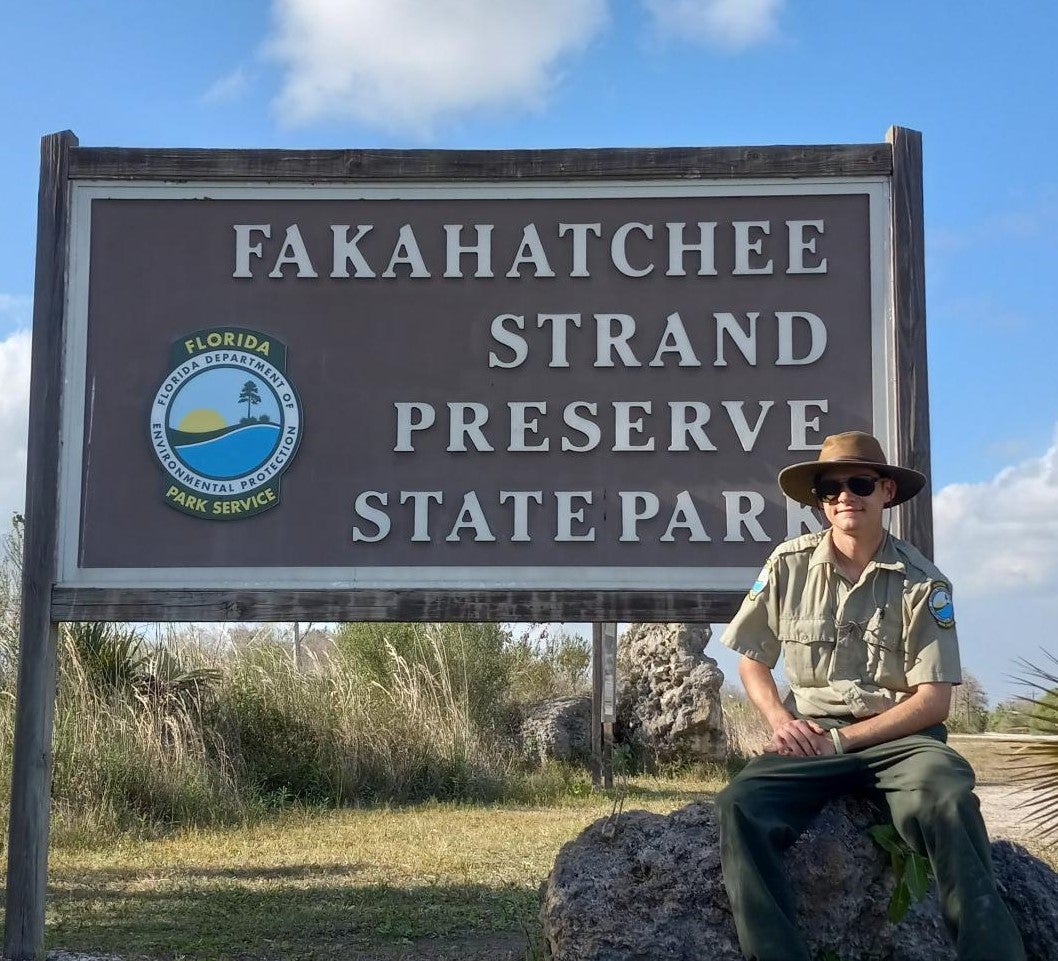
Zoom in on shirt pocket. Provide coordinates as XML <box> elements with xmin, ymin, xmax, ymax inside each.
<box><xmin>863</xmin><ymin>608</ymin><xmax>907</xmax><ymax>689</ymax></box>
<box><xmin>779</xmin><ymin>619</ymin><xmax>835</xmax><ymax>689</ymax></box>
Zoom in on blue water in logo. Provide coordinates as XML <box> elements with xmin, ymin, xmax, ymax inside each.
<box><xmin>174</xmin><ymin>423</ymin><xmax>281</xmax><ymax>479</ymax></box>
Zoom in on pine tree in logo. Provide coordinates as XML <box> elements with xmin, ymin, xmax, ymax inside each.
<box><xmin>238</xmin><ymin>380</ymin><xmax>262</xmax><ymax>422</ymax></box>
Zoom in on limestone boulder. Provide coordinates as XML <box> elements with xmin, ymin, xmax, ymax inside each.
<box><xmin>520</xmin><ymin>695</ymin><xmax>593</xmax><ymax>764</ymax></box>
<box><xmin>616</xmin><ymin>623</ymin><xmax>726</xmax><ymax>760</ymax></box>
<box><xmin>540</xmin><ymin>797</ymin><xmax>1058</xmax><ymax>961</ymax></box>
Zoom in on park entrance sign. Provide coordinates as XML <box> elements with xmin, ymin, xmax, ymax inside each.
<box><xmin>50</xmin><ymin>131</ymin><xmax>929</xmax><ymax>620</ymax></box>
<box><xmin>6</xmin><ymin>129</ymin><xmax>930</xmax><ymax>959</ymax></box>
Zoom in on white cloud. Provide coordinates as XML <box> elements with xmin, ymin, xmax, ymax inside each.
<box><xmin>0</xmin><ymin>329</ymin><xmax>31</xmax><ymax>524</ymax></box>
<box><xmin>644</xmin><ymin>0</ymin><xmax>785</xmax><ymax>49</ymax></box>
<box><xmin>934</xmin><ymin>428</ymin><xmax>1058</xmax><ymax>598</ymax></box>
<box><xmin>267</xmin><ymin>0</ymin><xmax>608</xmax><ymax>134</ymax></box>
<box><xmin>0</xmin><ymin>294</ymin><xmax>32</xmax><ymax>334</ymax></box>
<box><xmin>203</xmin><ymin>66</ymin><xmax>254</xmax><ymax>105</ymax></box>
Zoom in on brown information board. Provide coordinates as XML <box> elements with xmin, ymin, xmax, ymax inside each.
<box><xmin>59</xmin><ymin>173</ymin><xmax>899</xmax><ymax>603</ymax></box>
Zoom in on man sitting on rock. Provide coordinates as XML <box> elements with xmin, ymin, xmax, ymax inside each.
<box><xmin>716</xmin><ymin>431</ymin><xmax>1025</xmax><ymax>961</ymax></box>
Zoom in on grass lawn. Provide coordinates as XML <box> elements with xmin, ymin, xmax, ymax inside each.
<box><xmin>9</xmin><ymin>741</ymin><xmax>1055</xmax><ymax>960</ymax></box>
<box><xmin>27</xmin><ymin>774</ymin><xmax>722</xmax><ymax>961</ymax></box>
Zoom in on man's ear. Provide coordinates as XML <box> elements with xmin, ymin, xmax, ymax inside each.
<box><xmin>883</xmin><ymin>477</ymin><xmax>897</xmax><ymax>506</ymax></box>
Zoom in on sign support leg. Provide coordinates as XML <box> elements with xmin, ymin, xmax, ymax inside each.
<box><xmin>591</xmin><ymin>624</ymin><xmax>603</xmax><ymax>788</ymax></box>
<box><xmin>4</xmin><ymin>130</ymin><xmax>77</xmax><ymax>961</ymax></box>
<box><xmin>5</xmin><ymin>620</ymin><xmax>60</xmax><ymax>961</ymax></box>
<box><xmin>592</xmin><ymin>622</ymin><xmax>618</xmax><ymax>790</ymax></box>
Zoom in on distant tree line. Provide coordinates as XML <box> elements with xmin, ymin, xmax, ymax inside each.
<box><xmin>945</xmin><ymin>670</ymin><xmax>1058</xmax><ymax>735</ymax></box>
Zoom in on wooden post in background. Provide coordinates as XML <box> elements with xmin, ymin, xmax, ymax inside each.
<box><xmin>5</xmin><ymin>131</ymin><xmax>77</xmax><ymax>961</ymax></box>
<box><xmin>600</xmin><ymin>623</ymin><xmax>617</xmax><ymax>790</ymax></box>
<box><xmin>591</xmin><ymin>624</ymin><xmax>602</xmax><ymax>788</ymax></box>
<box><xmin>592</xmin><ymin>622</ymin><xmax>618</xmax><ymax>789</ymax></box>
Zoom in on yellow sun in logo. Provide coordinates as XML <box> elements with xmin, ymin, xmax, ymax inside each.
<box><xmin>178</xmin><ymin>408</ymin><xmax>227</xmax><ymax>432</ymax></box>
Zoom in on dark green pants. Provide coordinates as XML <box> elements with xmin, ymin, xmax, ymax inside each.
<box><xmin>715</xmin><ymin>728</ymin><xmax>1025</xmax><ymax>961</ymax></box>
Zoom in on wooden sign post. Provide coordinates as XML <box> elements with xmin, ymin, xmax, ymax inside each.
<box><xmin>5</xmin><ymin>131</ymin><xmax>76</xmax><ymax>961</ymax></box>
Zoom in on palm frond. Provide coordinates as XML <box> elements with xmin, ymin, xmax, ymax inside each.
<box><xmin>1004</xmin><ymin>655</ymin><xmax>1058</xmax><ymax>844</ymax></box>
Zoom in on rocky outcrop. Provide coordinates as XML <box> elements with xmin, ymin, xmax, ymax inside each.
<box><xmin>616</xmin><ymin>623</ymin><xmax>726</xmax><ymax>760</ymax></box>
<box><xmin>540</xmin><ymin>798</ymin><xmax>1058</xmax><ymax>961</ymax></box>
<box><xmin>520</xmin><ymin>695</ymin><xmax>593</xmax><ymax>764</ymax></box>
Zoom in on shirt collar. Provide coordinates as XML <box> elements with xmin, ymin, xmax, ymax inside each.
<box><xmin>872</xmin><ymin>533</ymin><xmax>906</xmax><ymax>571</ymax></box>
<box><xmin>808</xmin><ymin>532</ymin><xmax>833</xmax><ymax>569</ymax></box>
<box><xmin>809</xmin><ymin>529</ymin><xmax>906</xmax><ymax>572</ymax></box>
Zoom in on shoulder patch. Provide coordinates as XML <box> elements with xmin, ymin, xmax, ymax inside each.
<box><xmin>749</xmin><ymin>565</ymin><xmax>769</xmax><ymax>598</ymax></box>
<box><xmin>928</xmin><ymin>582</ymin><xmax>955</xmax><ymax>628</ymax></box>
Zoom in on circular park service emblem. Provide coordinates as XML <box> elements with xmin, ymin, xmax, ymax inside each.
<box><xmin>148</xmin><ymin>327</ymin><xmax>303</xmax><ymax>520</ymax></box>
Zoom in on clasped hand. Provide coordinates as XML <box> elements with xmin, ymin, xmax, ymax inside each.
<box><xmin>763</xmin><ymin>717</ymin><xmax>835</xmax><ymax>757</ymax></box>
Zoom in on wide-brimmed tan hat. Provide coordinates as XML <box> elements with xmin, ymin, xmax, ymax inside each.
<box><xmin>778</xmin><ymin>431</ymin><xmax>926</xmax><ymax>508</ymax></box>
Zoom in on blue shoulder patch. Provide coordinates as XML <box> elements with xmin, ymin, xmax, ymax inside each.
<box><xmin>928</xmin><ymin>582</ymin><xmax>955</xmax><ymax>628</ymax></box>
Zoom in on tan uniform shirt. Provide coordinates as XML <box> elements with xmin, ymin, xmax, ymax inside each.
<box><xmin>722</xmin><ymin>530</ymin><xmax>962</xmax><ymax>721</ymax></box>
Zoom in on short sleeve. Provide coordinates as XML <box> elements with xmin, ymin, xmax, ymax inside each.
<box><xmin>903</xmin><ymin>578</ymin><xmax>962</xmax><ymax>686</ymax></box>
<box><xmin>722</xmin><ymin>556</ymin><xmax>782</xmax><ymax>668</ymax></box>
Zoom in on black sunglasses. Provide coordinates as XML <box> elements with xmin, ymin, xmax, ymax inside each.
<box><xmin>813</xmin><ymin>474</ymin><xmax>885</xmax><ymax>503</ymax></box>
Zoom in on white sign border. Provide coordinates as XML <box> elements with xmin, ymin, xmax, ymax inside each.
<box><xmin>58</xmin><ymin>177</ymin><xmax>893</xmax><ymax>590</ymax></box>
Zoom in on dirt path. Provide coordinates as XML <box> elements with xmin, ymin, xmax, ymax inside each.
<box><xmin>976</xmin><ymin>783</ymin><xmax>1036</xmax><ymax>840</ymax></box>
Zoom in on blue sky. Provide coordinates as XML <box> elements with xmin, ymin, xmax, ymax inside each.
<box><xmin>1</xmin><ymin>0</ymin><xmax>1056</xmax><ymax>702</ymax></box>
<box><xmin>169</xmin><ymin>369</ymin><xmax>282</xmax><ymax>428</ymax></box>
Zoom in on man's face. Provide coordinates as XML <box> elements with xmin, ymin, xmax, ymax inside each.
<box><xmin>816</xmin><ymin>467</ymin><xmax>897</xmax><ymax>536</ymax></box>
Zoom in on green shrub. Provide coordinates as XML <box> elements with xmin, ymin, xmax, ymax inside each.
<box><xmin>987</xmin><ymin>699</ymin><xmax>1032</xmax><ymax>733</ymax></box>
<box><xmin>212</xmin><ymin>644</ymin><xmax>346</xmax><ymax>804</ymax></box>
<box><xmin>209</xmin><ymin>629</ymin><xmax>518</xmax><ymax>806</ymax></box>
<box><xmin>503</xmin><ymin>627</ymin><xmax>591</xmax><ymax>705</ymax></box>
<box><xmin>66</xmin><ymin>621</ymin><xmax>149</xmax><ymax>692</ymax></box>
<box><xmin>334</xmin><ymin>622</ymin><xmax>517</xmax><ymax>729</ymax></box>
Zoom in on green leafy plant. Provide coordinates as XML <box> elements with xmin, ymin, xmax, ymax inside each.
<box><xmin>65</xmin><ymin>622</ymin><xmax>149</xmax><ymax>692</ymax></box>
<box><xmin>868</xmin><ymin>823</ymin><xmax>932</xmax><ymax>922</ymax></box>
<box><xmin>139</xmin><ymin>645</ymin><xmax>222</xmax><ymax>711</ymax></box>
<box><xmin>65</xmin><ymin>622</ymin><xmax>219</xmax><ymax>710</ymax></box>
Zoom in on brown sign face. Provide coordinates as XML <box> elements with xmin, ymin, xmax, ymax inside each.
<box><xmin>62</xmin><ymin>183</ymin><xmax>886</xmax><ymax>588</ymax></box>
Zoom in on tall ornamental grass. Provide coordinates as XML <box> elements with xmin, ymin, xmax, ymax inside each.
<box><xmin>0</xmin><ymin>509</ymin><xmax>596</xmax><ymax>837</ymax></box>
<box><xmin>0</xmin><ymin>598</ymin><xmax>591</xmax><ymax>839</ymax></box>
<box><xmin>720</xmin><ymin>685</ymin><xmax>771</xmax><ymax>758</ymax></box>
<box><xmin>47</xmin><ymin>624</ymin><xmax>241</xmax><ymax>839</ymax></box>
<box><xmin>213</xmin><ymin>626</ymin><xmax>515</xmax><ymax>807</ymax></box>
